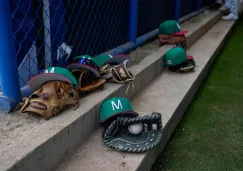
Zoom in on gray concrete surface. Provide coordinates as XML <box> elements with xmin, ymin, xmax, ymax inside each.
<box><xmin>0</xmin><ymin>10</ymin><xmax>221</xmax><ymax>171</ymax></box>
<box><xmin>54</xmin><ymin>20</ymin><xmax>235</xmax><ymax>171</ymax></box>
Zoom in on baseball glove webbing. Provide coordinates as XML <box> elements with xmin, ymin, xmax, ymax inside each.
<box><xmin>102</xmin><ymin>112</ymin><xmax>163</xmax><ymax>153</ymax></box>
<box><xmin>158</xmin><ymin>34</ymin><xmax>187</xmax><ymax>49</ymax></box>
<box><xmin>99</xmin><ymin>60</ymin><xmax>135</xmax><ymax>95</ymax></box>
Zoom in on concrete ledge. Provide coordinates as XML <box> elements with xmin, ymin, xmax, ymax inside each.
<box><xmin>0</xmin><ymin>11</ymin><xmax>221</xmax><ymax>171</ymax></box>
<box><xmin>55</xmin><ymin>19</ymin><xmax>236</xmax><ymax>171</ymax></box>
<box><xmin>185</xmin><ymin>10</ymin><xmax>222</xmax><ymax>48</ymax></box>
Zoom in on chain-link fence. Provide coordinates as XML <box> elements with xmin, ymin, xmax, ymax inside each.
<box><xmin>11</xmin><ymin>0</ymin><xmax>214</xmax><ymax>87</ymax></box>
<box><xmin>11</xmin><ymin>0</ymin><xmax>131</xmax><ymax>87</ymax></box>
<box><xmin>137</xmin><ymin>0</ymin><xmax>176</xmax><ymax>37</ymax></box>
<box><xmin>0</xmin><ymin>0</ymin><xmax>215</xmax><ymax>111</ymax></box>
<box><xmin>180</xmin><ymin>0</ymin><xmax>198</xmax><ymax>17</ymax></box>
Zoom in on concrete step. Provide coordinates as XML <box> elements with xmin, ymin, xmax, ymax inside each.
<box><xmin>0</xmin><ymin>10</ymin><xmax>221</xmax><ymax>171</ymax></box>
<box><xmin>54</xmin><ymin>19</ymin><xmax>236</xmax><ymax>171</ymax></box>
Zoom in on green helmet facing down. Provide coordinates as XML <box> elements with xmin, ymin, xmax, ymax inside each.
<box><xmin>159</xmin><ymin>20</ymin><xmax>188</xmax><ymax>35</ymax></box>
<box><xmin>100</xmin><ymin>97</ymin><xmax>138</xmax><ymax>124</ymax></box>
<box><xmin>28</xmin><ymin>67</ymin><xmax>78</xmax><ymax>91</ymax></box>
<box><xmin>93</xmin><ymin>53</ymin><xmax>130</xmax><ymax>66</ymax></box>
<box><xmin>164</xmin><ymin>47</ymin><xmax>195</xmax><ymax>73</ymax></box>
<box><xmin>164</xmin><ymin>47</ymin><xmax>190</xmax><ymax>66</ymax></box>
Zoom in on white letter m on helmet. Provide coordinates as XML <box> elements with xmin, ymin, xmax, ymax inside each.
<box><xmin>111</xmin><ymin>100</ymin><xmax>123</xmax><ymax>111</ymax></box>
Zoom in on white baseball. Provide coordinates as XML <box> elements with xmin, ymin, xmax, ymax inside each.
<box><xmin>128</xmin><ymin>122</ymin><xmax>143</xmax><ymax>134</ymax></box>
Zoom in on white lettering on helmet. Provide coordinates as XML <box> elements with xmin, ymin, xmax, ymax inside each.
<box><xmin>45</xmin><ymin>67</ymin><xmax>55</xmax><ymax>73</ymax></box>
<box><xmin>168</xmin><ymin>60</ymin><xmax>172</xmax><ymax>65</ymax></box>
<box><xmin>111</xmin><ymin>99</ymin><xmax>123</xmax><ymax>110</ymax></box>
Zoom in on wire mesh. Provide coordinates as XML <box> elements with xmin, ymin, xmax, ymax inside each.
<box><xmin>202</xmin><ymin>0</ymin><xmax>216</xmax><ymax>7</ymax></box>
<box><xmin>9</xmin><ymin>0</ymin><xmax>212</xmax><ymax>88</ymax></box>
<box><xmin>11</xmin><ymin>0</ymin><xmax>129</xmax><ymax>87</ymax></box>
<box><xmin>180</xmin><ymin>0</ymin><xmax>198</xmax><ymax>17</ymax></box>
<box><xmin>137</xmin><ymin>0</ymin><xmax>176</xmax><ymax>37</ymax></box>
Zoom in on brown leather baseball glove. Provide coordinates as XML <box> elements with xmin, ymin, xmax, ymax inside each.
<box><xmin>158</xmin><ymin>34</ymin><xmax>187</xmax><ymax>49</ymax></box>
<box><xmin>20</xmin><ymin>80</ymin><xmax>80</xmax><ymax>120</ymax></box>
<box><xmin>99</xmin><ymin>60</ymin><xmax>135</xmax><ymax>84</ymax></box>
<box><xmin>99</xmin><ymin>60</ymin><xmax>135</xmax><ymax>95</ymax></box>
<box><xmin>71</xmin><ymin>69</ymin><xmax>106</xmax><ymax>96</ymax></box>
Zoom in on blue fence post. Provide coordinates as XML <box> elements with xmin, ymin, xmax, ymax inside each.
<box><xmin>128</xmin><ymin>0</ymin><xmax>138</xmax><ymax>44</ymax></box>
<box><xmin>174</xmin><ymin>0</ymin><xmax>181</xmax><ymax>21</ymax></box>
<box><xmin>197</xmin><ymin>0</ymin><xmax>202</xmax><ymax>10</ymax></box>
<box><xmin>0</xmin><ymin>0</ymin><xmax>21</xmax><ymax>113</ymax></box>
